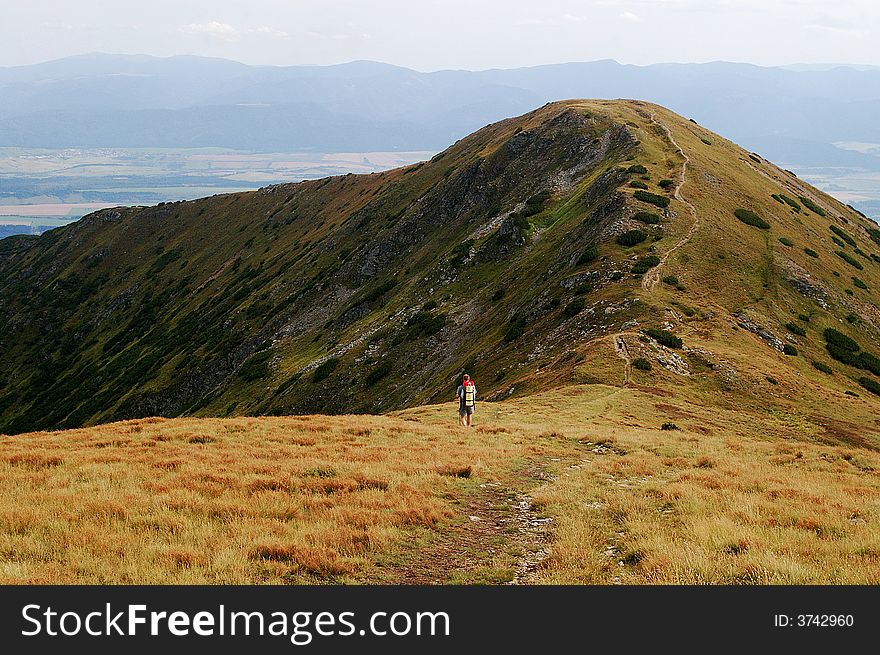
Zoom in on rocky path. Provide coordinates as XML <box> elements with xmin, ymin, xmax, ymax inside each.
<box><xmin>382</xmin><ymin>463</ymin><xmax>553</xmax><ymax>584</ymax></box>
<box><xmin>642</xmin><ymin>113</ymin><xmax>700</xmax><ymax>292</ymax></box>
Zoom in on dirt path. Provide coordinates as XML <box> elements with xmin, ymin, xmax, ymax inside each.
<box><xmin>613</xmin><ymin>334</ymin><xmax>633</xmax><ymax>385</ymax></box>
<box><xmin>642</xmin><ymin>112</ymin><xmax>700</xmax><ymax>292</ymax></box>
<box><xmin>381</xmin><ymin>463</ymin><xmax>553</xmax><ymax>584</ymax></box>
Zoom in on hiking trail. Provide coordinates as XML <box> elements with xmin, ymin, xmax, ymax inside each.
<box><xmin>642</xmin><ymin>112</ymin><xmax>699</xmax><ymax>292</ymax></box>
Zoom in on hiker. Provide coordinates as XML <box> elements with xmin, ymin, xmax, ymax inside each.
<box><xmin>456</xmin><ymin>374</ymin><xmax>476</xmax><ymax>427</ymax></box>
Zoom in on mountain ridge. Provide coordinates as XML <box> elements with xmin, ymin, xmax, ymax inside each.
<box><xmin>2</xmin><ymin>99</ymin><xmax>880</xmax><ymax>435</ymax></box>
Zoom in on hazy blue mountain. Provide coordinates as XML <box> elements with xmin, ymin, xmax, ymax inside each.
<box><xmin>2</xmin><ymin>54</ymin><xmax>880</xmax><ymax>171</ymax></box>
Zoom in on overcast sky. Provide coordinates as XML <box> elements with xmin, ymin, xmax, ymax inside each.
<box><xmin>2</xmin><ymin>0</ymin><xmax>878</xmax><ymax>70</ymax></box>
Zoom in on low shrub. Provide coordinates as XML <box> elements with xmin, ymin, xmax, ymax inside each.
<box><xmin>658</xmin><ymin>179</ymin><xmax>674</xmax><ymax>190</ymax></box>
<box><xmin>238</xmin><ymin>350</ymin><xmax>272</xmax><ymax>382</ymax></box>
<box><xmin>778</xmin><ymin>194</ymin><xmax>801</xmax><ymax>212</ymax></box>
<box><xmin>867</xmin><ymin>227</ymin><xmax>880</xmax><ymax>246</ymax></box>
<box><xmin>831</xmin><ymin>236</ymin><xmax>846</xmax><ymax>248</ymax></box>
<box><xmin>812</xmin><ymin>361</ymin><xmax>833</xmax><ymax>374</ymax></box>
<box><xmin>520</xmin><ymin>190</ymin><xmax>551</xmax><ymax>218</ymax></box>
<box><xmin>785</xmin><ymin>322</ymin><xmax>806</xmax><ymax>336</ymax></box>
<box><xmin>836</xmin><ymin>251</ymin><xmax>864</xmax><ymax>270</ymax></box>
<box><xmin>627</xmin><ymin>164</ymin><xmax>648</xmax><ymax>174</ymax></box>
<box><xmin>503</xmin><ymin>316</ymin><xmax>527</xmax><ymax>343</ymax></box>
<box><xmin>846</xmin><ymin>313</ymin><xmax>859</xmax><ymax>324</ymax></box>
<box><xmin>783</xmin><ymin>344</ymin><xmax>798</xmax><ymax>356</ymax></box>
<box><xmin>312</xmin><ymin>357</ymin><xmax>340</xmax><ymax>382</ymax></box>
<box><xmin>804</xmin><ymin>248</ymin><xmax>819</xmax><ymax>258</ymax></box>
<box><xmin>824</xmin><ymin>327</ymin><xmax>860</xmax><ymax>353</ymax></box>
<box><xmin>632</xmin><ymin>357</ymin><xmax>652</xmax><ymax>371</ymax></box>
<box><xmin>574</xmin><ymin>283</ymin><xmax>593</xmax><ymax>296</ymax></box>
<box><xmin>632</xmin><ymin>255</ymin><xmax>661</xmax><ymax>275</ymax></box>
<box><xmin>661</xmin><ymin>422</ymin><xmax>679</xmax><ymax>430</ymax></box>
<box><xmin>634</xmin><ymin>211</ymin><xmax>662</xmax><ymax>224</ymax></box>
<box><xmin>617</xmin><ymin>229</ymin><xmax>647</xmax><ymax>247</ymax></box>
<box><xmin>852</xmin><ymin>277</ymin><xmax>868</xmax><ymax>290</ymax></box>
<box><xmin>577</xmin><ymin>243</ymin><xmax>599</xmax><ymax>265</ymax></box>
<box><xmin>700</xmin><ymin>136</ymin><xmax>712</xmax><ymax>145</ymax></box>
<box><xmin>450</xmin><ymin>240</ymin><xmax>474</xmax><ymax>267</ymax></box>
<box><xmin>634</xmin><ymin>190</ymin><xmax>670</xmax><ymax>208</ymax></box>
<box><xmin>491</xmin><ymin>289</ymin><xmax>505</xmax><ymax>302</ymax></box>
<box><xmin>734</xmin><ymin>208</ymin><xmax>770</xmax><ymax>229</ymax></box>
<box><xmin>562</xmin><ymin>298</ymin><xmax>585</xmax><ymax>318</ymax></box>
<box><xmin>799</xmin><ymin>196</ymin><xmax>826</xmax><ymax>216</ymax></box>
<box><xmin>630</xmin><ymin>180</ymin><xmax>649</xmax><ymax>190</ymax></box>
<box><xmin>778</xmin><ymin>236</ymin><xmax>794</xmax><ymax>247</ymax></box>
<box><xmin>830</xmin><ymin>225</ymin><xmax>856</xmax><ymax>246</ymax></box>
<box><xmin>766</xmin><ymin>376</ymin><xmax>779</xmax><ymax>385</ymax></box>
<box><xmin>643</xmin><ymin>328</ymin><xmax>682</xmax><ymax>349</ymax></box>
<box><xmin>859</xmin><ymin>377</ymin><xmax>880</xmax><ymax>396</ymax></box>
<box><xmin>662</xmin><ymin>275</ymin><xmax>679</xmax><ymax>285</ymax></box>
<box><xmin>406</xmin><ymin>311</ymin><xmax>448</xmax><ymax>339</ymax></box>
<box><xmin>364</xmin><ymin>361</ymin><xmax>392</xmax><ymax>387</ymax></box>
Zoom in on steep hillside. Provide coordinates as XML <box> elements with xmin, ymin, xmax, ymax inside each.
<box><xmin>2</xmin><ymin>100</ymin><xmax>880</xmax><ymax>434</ymax></box>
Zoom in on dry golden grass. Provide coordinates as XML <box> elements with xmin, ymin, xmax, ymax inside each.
<box><xmin>0</xmin><ymin>414</ymin><xmax>527</xmax><ymax>584</ymax></box>
<box><xmin>1</xmin><ymin>383</ymin><xmax>879</xmax><ymax>584</ymax></box>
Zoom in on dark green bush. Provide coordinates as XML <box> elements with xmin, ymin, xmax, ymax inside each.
<box><xmin>630</xmin><ymin>180</ymin><xmax>649</xmax><ymax>190</ymax></box>
<box><xmin>766</xmin><ymin>376</ymin><xmax>779</xmax><ymax>385</ymax></box>
<box><xmin>632</xmin><ymin>255</ymin><xmax>661</xmax><ymax>275</ymax></box>
<box><xmin>238</xmin><ymin>350</ymin><xmax>272</xmax><ymax>382</ymax></box>
<box><xmin>610</xmin><ymin>271</ymin><xmax>625</xmax><ymax>280</ymax></box>
<box><xmin>831</xmin><ymin>236</ymin><xmax>846</xmax><ymax>248</ymax></box>
<box><xmin>662</xmin><ymin>275</ymin><xmax>679</xmax><ymax>286</ymax></box>
<box><xmin>852</xmin><ymin>277</ymin><xmax>868</xmax><ymax>290</ymax></box>
<box><xmin>634</xmin><ymin>211</ymin><xmax>662</xmax><ymax>224</ymax></box>
<box><xmin>661</xmin><ymin>422</ymin><xmax>679</xmax><ymax>430</ymax></box>
<box><xmin>778</xmin><ymin>194</ymin><xmax>801</xmax><ymax>212</ymax></box>
<box><xmin>798</xmin><ymin>314</ymin><xmax>810</xmax><ymax>322</ymax></box>
<box><xmin>406</xmin><ymin>311</ymin><xmax>448</xmax><ymax>339</ymax></box>
<box><xmin>520</xmin><ymin>190</ymin><xmax>551</xmax><ymax>218</ymax></box>
<box><xmin>846</xmin><ymin>313</ymin><xmax>859</xmax><ymax>324</ymax></box>
<box><xmin>867</xmin><ymin>227</ymin><xmax>880</xmax><ymax>247</ymax></box>
<box><xmin>617</xmin><ymin>229</ymin><xmax>647</xmax><ymax>247</ymax></box>
<box><xmin>830</xmin><ymin>225</ymin><xmax>856</xmax><ymax>246</ymax></box>
<box><xmin>826</xmin><ymin>343</ymin><xmax>860</xmax><ymax>366</ymax></box>
<box><xmin>450</xmin><ymin>240</ymin><xmax>474</xmax><ymax>267</ymax></box>
<box><xmin>734</xmin><ymin>208</ymin><xmax>770</xmax><ymax>229</ymax></box>
<box><xmin>574</xmin><ymin>283</ymin><xmax>593</xmax><ymax>296</ymax></box>
<box><xmin>859</xmin><ymin>377</ymin><xmax>880</xmax><ymax>396</ymax></box>
<box><xmin>857</xmin><ymin>351</ymin><xmax>880</xmax><ymax>376</ymax></box>
<box><xmin>643</xmin><ymin>328</ymin><xmax>682</xmax><ymax>349</ymax></box>
<box><xmin>634</xmin><ymin>190</ymin><xmax>670</xmax><ymax>209</ymax></box>
<box><xmin>824</xmin><ymin>327</ymin><xmax>860</xmax><ymax>353</ymax></box>
<box><xmin>799</xmin><ymin>196</ymin><xmax>826</xmax><ymax>216</ymax></box>
<box><xmin>778</xmin><ymin>236</ymin><xmax>794</xmax><ymax>247</ymax></box>
<box><xmin>812</xmin><ymin>361</ymin><xmax>833</xmax><ymax>374</ymax></box>
<box><xmin>577</xmin><ymin>243</ymin><xmax>599</xmax><ymax>265</ymax></box>
<box><xmin>632</xmin><ymin>358</ymin><xmax>652</xmax><ymax>371</ymax></box>
<box><xmin>364</xmin><ymin>361</ymin><xmax>392</xmax><ymax>387</ymax></box>
<box><xmin>782</xmin><ymin>344</ymin><xmax>798</xmax><ymax>356</ymax></box>
<box><xmin>562</xmin><ymin>298</ymin><xmax>585</xmax><ymax>318</ymax></box>
<box><xmin>658</xmin><ymin>179</ymin><xmax>674</xmax><ymax>190</ymax></box>
<box><xmin>804</xmin><ymin>248</ymin><xmax>819</xmax><ymax>258</ymax></box>
<box><xmin>363</xmin><ymin>278</ymin><xmax>398</xmax><ymax>304</ymax></box>
<box><xmin>312</xmin><ymin>357</ymin><xmax>340</xmax><ymax>382</ymax></box>
<box><xmin>491</xmin><ymin>289</ymin><xmax>505</xmax><ymax>302</ymax></box>
<box><xmin>785</xmin><ymin>322</ymin><xmax>806</xmax><ymax>336</ymax></box>
<box><xmin>836</xmin><ymin>251</ymin><xmax>864</xmax><ymax>270</ymax></box>
<box><xmin>872</xmin><ymin>254</ymin><xmax>880</xmax><ymax>265</ymax></box>
<box><xmin>503</xmin><ymin>316</ymin><xmax>527</xmax><ymax>343</ymax></box>
<box><xmin>627</xmin><ymin>164</ymin><xmax>648</xmax><ymax>174</ymax></box>
<box><xmin>771</xmin><ymin>194</ymin><xmax>784</xmax><ymax>204</ymax></box>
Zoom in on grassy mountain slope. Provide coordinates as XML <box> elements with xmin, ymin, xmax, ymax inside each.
<box><xmin>2</xmin><ymin>100</ymin><xmax>880</xmax><ymax>436</ymax></box>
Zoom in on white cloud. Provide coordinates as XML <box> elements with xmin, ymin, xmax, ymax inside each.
<box><xmin>621</xmin><ymin>11</ymin><xmax>641</xmax><ymax>22</ymax></box>
<box><xmin>249</xmin><ymin>26</ymin><xmax>290</xmax><ymax>40</ymax></box>
<box><xmin>179</xmin><ymin>21</ymin><xmax>239</xmax><ymax>41</ymax></box>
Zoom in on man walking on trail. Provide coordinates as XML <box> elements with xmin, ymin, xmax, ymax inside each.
<box><xmin>456</xmin><ymin>374</ymin><xmax>476</xmax><ymax>427</ymax></box>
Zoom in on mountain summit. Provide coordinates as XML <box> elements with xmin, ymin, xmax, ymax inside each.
<box><xmin>1</xmin><ymin>100</ymin><xmax>879</xmax><ymax>433</ymax></box>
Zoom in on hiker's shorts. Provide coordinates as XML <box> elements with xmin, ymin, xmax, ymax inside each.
<box><xmin>459</xmin><ymin>405</ymin><xmax>474</xmax><ymax>417</ymax></box>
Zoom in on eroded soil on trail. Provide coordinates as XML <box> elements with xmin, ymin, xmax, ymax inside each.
<box><xmin>377</xmin><ymin>461</ymin><xmax>554</xmax><ymax>584</ymax></box>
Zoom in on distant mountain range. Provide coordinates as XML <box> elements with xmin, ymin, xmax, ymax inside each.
<box><xmin>2</xmin><ymin>54</ymin><xmax>880</xmax><ymax>172</ymax></box>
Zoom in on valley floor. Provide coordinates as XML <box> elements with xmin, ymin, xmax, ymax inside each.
<box><xmin>1</xmin><ymin>384</ymin><xmax>879</xmax><ymax>584</ymax></box>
